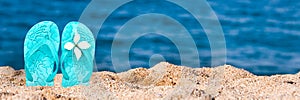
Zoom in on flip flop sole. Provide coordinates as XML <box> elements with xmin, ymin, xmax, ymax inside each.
<box><xmin>61</xmin><ymin>22</ymin><xmax>95</xmax><ymax>87</ymax></box>
<box><xmin>24</xmin><ymin>21</ymin><xmax>60</xmax><ymax>86</ymax></box>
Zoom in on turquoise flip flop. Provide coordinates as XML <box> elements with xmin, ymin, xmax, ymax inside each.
<box><xmin>60</xmin><ymin>22</ymin><xmax>95</xmax><ymax>87</ymax></box>
<box><xmin>24</xmin><ymin>21</ymin><xmax>60</xmax><ymax>86</ymax></box>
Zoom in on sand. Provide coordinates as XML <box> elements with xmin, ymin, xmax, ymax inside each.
<box><xmin>0</xmin><ymin>62</ymin><xmax>299</xmax><ymax>100</ymax></box>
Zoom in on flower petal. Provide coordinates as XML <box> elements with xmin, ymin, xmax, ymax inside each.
<box><xmin>73</xmin><ymin>31</ymin><xmax>80</xmax><ymax>44</ymax></box>
<box><xmin>74</xmin><ymin>47</ymin><xmax>82</xmax><ymax>61</ymax></box>
<box><xmin>78</xmin><ymin>41</ymin><xmax>91</xmax><ymax>49</ymax></box>
<box><xmin>64</xmin><ymin>42</ymin><xmax>75</xmax><ymax>50</ymax></box>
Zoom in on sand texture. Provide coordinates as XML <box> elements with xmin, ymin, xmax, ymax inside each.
<box><xmin>0</xmin><ymin>62</ymin><xmax>299</xmax><ymax>100</ymax></box>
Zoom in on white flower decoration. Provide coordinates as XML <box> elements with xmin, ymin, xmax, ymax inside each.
<box><xmin>64</xmin><ymin>30</ymin><xmax>91</xmax><ymax>61</ymax></box>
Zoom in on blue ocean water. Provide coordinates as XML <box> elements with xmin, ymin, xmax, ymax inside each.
<box><xmin>0</xmin><ymin>0</ymin><xmax>300</xmax><ymax>75</ymax></box>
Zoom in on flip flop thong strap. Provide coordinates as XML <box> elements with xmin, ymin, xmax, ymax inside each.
<box><xmin>60</xmin><ymin>48</ymin><xmax>94</xmax><ymax>80</ymax></box>
<box><xmin>60</xmin><ymin>52</ymin><xmax>70</xmax><ymax>80</ymax></box>
<box><xmin>25</xmin><ymin>40</ymin><xmax>59</xmax><ymax>82</ymax></box>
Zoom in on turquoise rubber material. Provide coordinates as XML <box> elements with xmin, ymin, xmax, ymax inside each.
<box><xmin>61</xmin><ymin>22</ymin><xmax>95</xmax><ymax>87</ymax></box>
<box><xmin>24</xmin><ymin>21</ymin><xmax>60</xmax><ymax>86</ymax></box>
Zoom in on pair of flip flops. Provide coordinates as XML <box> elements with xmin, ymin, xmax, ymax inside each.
<box><xmin>24</xmin><ymin>21</ymin><xmax>95</xmax><ymax>87</ymax></box>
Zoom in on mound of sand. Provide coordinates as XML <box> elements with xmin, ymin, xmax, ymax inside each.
<box><xmin>0</xmin><ymin>62</ymin><xmax>299</xmax><ymax>99</ymax></box>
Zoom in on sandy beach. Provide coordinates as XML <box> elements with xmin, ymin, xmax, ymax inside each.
<box><xmin>0</xmin><ymin>62</ymin><xmax>299</xmax><ymax>100</ymax></box>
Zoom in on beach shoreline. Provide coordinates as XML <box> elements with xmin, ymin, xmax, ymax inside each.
<box><xmin>0</xmin><ymin>62</ymin><xmax>299</xmax><ymax>99</ymax></box>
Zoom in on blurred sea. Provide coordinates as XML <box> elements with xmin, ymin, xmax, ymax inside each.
<box><xmin>0</xmin><ymin>0</ymin><xmax>300</xmax><ymax>75</ymax></box>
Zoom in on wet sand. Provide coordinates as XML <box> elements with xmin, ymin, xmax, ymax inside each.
<box><xmin>0</xmin><ymin>62</ymin><xmax>299</xmax><ymax>99</ymax></box>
